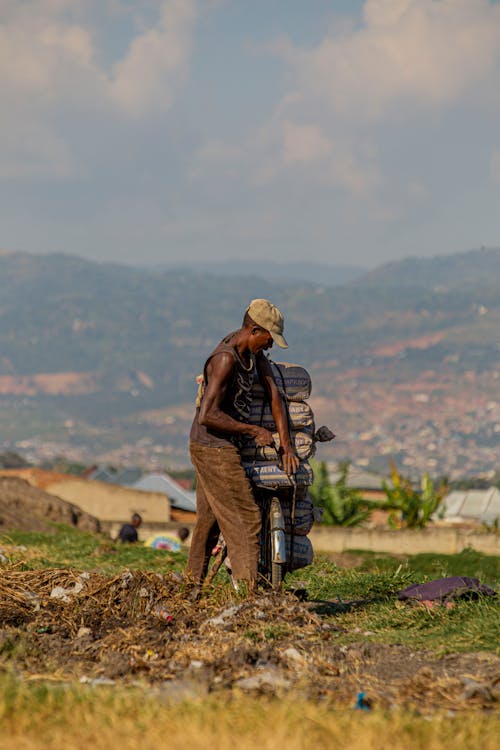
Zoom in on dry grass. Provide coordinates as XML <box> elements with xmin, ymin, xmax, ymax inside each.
<box><xmin>0</xmin><ymin>681</ymin><xmax>499</xmax><ymax>750</ymax></box>
<box><xmin>1</xmin><ymin>530</ymin><xmax>498</xmax><ymax>746</ymax></box>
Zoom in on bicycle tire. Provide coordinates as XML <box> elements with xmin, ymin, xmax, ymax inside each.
<box><xmin>271</xmin><ymin>560</ymin><xmax>283</xmax><ymax>589</ymax></box>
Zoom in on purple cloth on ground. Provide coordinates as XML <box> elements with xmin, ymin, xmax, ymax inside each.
<box><xmin>398</xmin><ymin>576</ymin><xmax>496</xmax><ymax>602</ymax></box>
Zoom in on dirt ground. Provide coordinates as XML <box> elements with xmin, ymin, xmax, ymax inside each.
<box><xmin>0</xmin><ymin>477</ymin><xmax>100</xmax><ymax>534</ymax></box>
<box><xmin>0</xmin><ymin>567</ymin><xmax>498</xmax><ymax>712</ymax></box>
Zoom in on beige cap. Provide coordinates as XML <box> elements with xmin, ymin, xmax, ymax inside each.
<box><xmin>246</xmin><ymin>298</ymin><xmax>288</xmax><ymax>348</ymax></box>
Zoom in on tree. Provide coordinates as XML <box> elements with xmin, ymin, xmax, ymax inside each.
<box><xmin>310</xmin><ymin>460</ymin><xmax>373</xmax><ymax>527</ymax></box>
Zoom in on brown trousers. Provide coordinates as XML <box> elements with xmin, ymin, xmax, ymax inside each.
<box><xmin>186</xmin><ymin>441</ymin><xmax>261</xmax><ymax>585</ymax></box>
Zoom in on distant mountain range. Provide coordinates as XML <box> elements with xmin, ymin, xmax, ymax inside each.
<box><xmin>0</xmin><ymin>247</ymin><xmax>498</xmax><ymax>476</ymax></box>
<box><xmin>163</xmin><ymin>260</ymin><xmax>365</xmax><ymax>286</ymax></box>
<box><xmin>351</xmin><ymin>247</ymin><xmax>500</xmax><ymax>289</ymax></box>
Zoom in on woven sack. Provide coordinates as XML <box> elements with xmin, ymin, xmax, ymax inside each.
<box><xmin>240</xmin><ymin>428</ymin><xmax>315</xmax><ymax>462</ymax></box>
<box><xmin>252</xmin><ymin>362</ymin><xmax>312</xmax><ymax>402</ymax></box>
<box><xmin>248</xmin><ymin>399</ymin><xmax>315</xmax><ymax>432</ymax></box>
<box><xmin>285</xmin><ymin>535</ymin><xmax>314</xmax><ymax>570</ymax></box>
<box><xmin>243</xmin><ymin>460</ymin><xmax>314</xmax><ymax>489</ymax></box>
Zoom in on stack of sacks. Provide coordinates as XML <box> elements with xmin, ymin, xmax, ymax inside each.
<box><xmin>241</xmin><ymin>361</ymin><xmax>316</xmax><ymax>570</ymax></box>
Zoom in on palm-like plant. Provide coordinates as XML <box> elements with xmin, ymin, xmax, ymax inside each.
<box><xmin>381</xmin><ymin>462</ymin><xmax>448</xmax><ymax>529</ymax></box>
<box><xmin>310</xmin><ymin>460</ymin><xmax>373</xmax><ymax>527</ymax></box>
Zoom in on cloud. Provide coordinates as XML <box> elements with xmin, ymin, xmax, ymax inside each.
<box><xmin>110</xmin><ymin>0</ymin><xmax>198</xmax><ymax>117</ymax></box>
<box><xmin>186</xmin><ymin>0</ymin><xmax>500</xmax><ymax>264</ymax></box>
<box><xmin>0</xmin><ymin>0</ymin><xmax>199</xmax><ymax>178</ymax></box>
<box><xmin>200</xmin><ymin>1</ymin><xmax>500</xmax><ymax>195</ymax></box>
<box><xmin>0</xmin><ymin>121</ymin><xmax>76</xmax><ymax>180</ymax></box>
<box><xmin>282</xmin><ymin>122</ymin><xmax>333</xmax><ymax>164</ymax></box>
<box><xmin>284</xmin><ymin>0</ymin><xmax>500</xmax><ymax>121</ymax></box>
<box><xmin>0</xmin><ymin>0</ymin><xmax>98</xmax><ymax>107</ymax></box>
<box><xmin>281</xmin><ymin>121</ymin><xmax>381</xmax><ymax>193</ymax></box>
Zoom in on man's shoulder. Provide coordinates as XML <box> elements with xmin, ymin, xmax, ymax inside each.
<box><xmin>206</xmin><ymin>346</ymin><xmax>238</xmax><ymax>373</ymax></box>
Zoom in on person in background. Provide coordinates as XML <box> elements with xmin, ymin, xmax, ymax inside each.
<box><xmin>177</xmin><ymin>527</ymin><xmax>190</xmax><ymax>544</ymax></box>
<box><xmin>117</xmin><ymin>512</ymin><xmax>142</xmax><ymax>543</ymax></box>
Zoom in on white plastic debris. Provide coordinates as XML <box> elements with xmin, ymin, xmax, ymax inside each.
<box><xmin>234</xmin><ymin>669</ymin><xmax>291</xmax><ymax>691</ymax></box>
<box><xmin>282</xmin><ymin>647</ymin><xmax>305</xmax><ymax>664</ymax></box>
<box><xmin>76</xmin><ymin>627</ymin><xmax>92</xmax><ymax>639</ymax></box>
<box><xmin>121</xmin><ymin>571</ymin><xmax>133</xmax><ymax>588</ymax></box>
<box><xmin>204</xmin><ymin>605</ymin><xmax>242</xmax><ymax>628</ymax></box>
<box><xmin>50</xmin><ymin>581</ymin><xmax>84</xmax><ymax>602</ymax></box>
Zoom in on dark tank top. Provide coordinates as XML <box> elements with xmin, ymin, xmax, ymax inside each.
<box><xmin>190</xmin><ymin>332</ymin><xmax>255</xmax><ymax>448</ymax></box>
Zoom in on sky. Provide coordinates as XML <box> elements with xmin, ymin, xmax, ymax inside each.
<box><xmin>1</xmin><ymin>0</ymin><xmax>500</xmax><ymax>269</ymax></box>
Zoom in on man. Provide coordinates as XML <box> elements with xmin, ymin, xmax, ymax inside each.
<box><xmin>186</xmin><ymin>298</ymin><xmax>300</xmax><ymax>589</ymax></box>
<box><xmin>117</xmin><ymin>512</ymin><xmax>142</xmax><ymax>543</ymax></box>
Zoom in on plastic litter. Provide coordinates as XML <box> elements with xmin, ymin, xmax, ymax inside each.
<box><xmin>152</xmin><ymin>605</ymin><xmax>173</xmax><ymax>623</ymax></box>
<box><xmin>49</xmin><ymin>581</ymin><xmax>84</xmax><ymax>602</ymax></box>
<box><xmin>354</xmin><ymin>691</ymin><xmax>371</xmax><ymax>710</ymax></box>
<box><xmin>204</xmin><ymin>605</ymin><xmax>241</xmax><ymax>628</ymax></box>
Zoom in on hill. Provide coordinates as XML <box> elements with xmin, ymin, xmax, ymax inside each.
<box><xmin>165</xmin><ymin>260</ymin><xmax>365</xmax><ymax>286</ymax></box>
<box><xmin>0</xmin><ymin>248</ymin><xmax>498</xmax><ymax>478</ymax></box>
<box><xmin>352</xmin><ymin>247</ymin><xmax>500</xmax><ymax>290</ymax></box>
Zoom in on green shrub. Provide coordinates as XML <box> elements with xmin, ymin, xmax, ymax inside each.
<box><xmin>381</xmin><ymin>462</ymin><xmax>448</xmax><ymax>529</ymax></box>
<box><xmin>310</xmin><ymin>460</ymin><xmax>373</xmax><ymax>527</ymax></box>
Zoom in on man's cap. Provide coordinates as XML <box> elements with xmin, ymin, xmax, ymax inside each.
<box><xmin>246</xmin><ymin>298</ymin><xmax>288</xmax><ymax>348</ymax></box>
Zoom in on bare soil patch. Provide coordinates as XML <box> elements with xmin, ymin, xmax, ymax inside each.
<box><xmin>0</xmin><ymin>568</ymin><xmax>498</xmax><ymax>712</ymax></box>
<box><xmin>0</xmin><ymin>477</ymin><xmax>100</xmax><ymax>534</ymax></box>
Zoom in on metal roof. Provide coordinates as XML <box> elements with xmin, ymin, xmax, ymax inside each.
<box><xmin>133</xmin><ymin>474</ymin><xmax>197</xmax><ymax>513</ymax></box>
<box><xmin>327</xmin><ymin>464</ymin><xmax>389</xmax><ymax>490</ymax></box>
<box><xmin>441</xmin><ymin>487</ymin><xmax>500</xmax><ymax>524</ymax></box>
<box><xmin>86</xmin><ymin>467</ymin><xmax>143</xmax><ymax>485</ymax></box>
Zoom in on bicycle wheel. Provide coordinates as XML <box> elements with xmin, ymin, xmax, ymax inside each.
<box><xmin>269</xmin><ymin>496</ymin><xmax>286</xmax><ymax>590</ymax></box>
<box><xmin>271</xmin><ymin>560</ymin><xmax>283</xmax><ymax>589</ymax></box>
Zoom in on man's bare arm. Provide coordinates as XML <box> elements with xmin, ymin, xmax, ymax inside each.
<box><xmin>256</xmin><ymin>355</ymin><xmax>300</xmax><ymax>475</ymax></box>
<box><xmin>199</xmin><ymin>352</ymin><xmax>274</xmax><ymax>446</ymax></box>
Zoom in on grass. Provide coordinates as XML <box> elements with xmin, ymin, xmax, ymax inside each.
<box><xmin>0</xmin><ymin>527</ymin><xmax>498</xmax><ymax>746</ymax></box>
<box><xmin>352</xmin><ymin>547</ymin><xmax>500</xmax><ymax>582</ymax></box>
<box><xmin>0</xmin><ymin>526</ymin><xmax>186</xmax><ymax>575</ymax></box>
<box><xmin>1</xmin><ymin>527</ymin><xmax>498</xmax><ymax>654</ymax></box>
<box><xmin>0</xmin><ymin>675</ymin><xmax>498</xmax><ymax>750</ymax></box>
<box><xmin>286</xmin><ymin>550</ymin><xmax>499</xmax><ymax>653</ymax></box>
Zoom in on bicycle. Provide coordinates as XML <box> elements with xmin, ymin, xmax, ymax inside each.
<box><xmin>203</xmin><ymin>488</ymin><xmax>288</xmax><ymax>591</ymax></box>
<box><xmin>204</xmin><ymin>425</ymin><xmax>334</xmax><ymax>591</ymax></box>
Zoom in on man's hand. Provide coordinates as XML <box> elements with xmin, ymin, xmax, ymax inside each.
<box><xmin>251</xmin><ymin>425</ymin><xmax>275</xmax><ymax>447</ymax></box>
<box><xmin>280</xmin><ymin>446</ymin><xmax>300</xmax><ymax>476</ymax></box>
